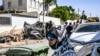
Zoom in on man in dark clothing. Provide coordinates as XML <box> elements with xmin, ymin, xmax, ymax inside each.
<box><xmin>46</xmin><ymin>21</ymin><xmax>53</xmax><ymax>34</ymax></box>
<box><xmin>66</xmin><ymin>22</ymin><xmax>73</xmax><ymax>37</ymax></box>
<box><xmin>46</xmin><ymin>27</ymin><xmax>60</xmax><ymax>49</ymax></box>
<box><xmin>49</xmin><ymin>21</ymin><xmax>53</xmax><ymax>29</ymax></box>
<box><xmin>46</xmin><ymin>27</ymin><xmax>77</xmax><ymax>56</ymax></box>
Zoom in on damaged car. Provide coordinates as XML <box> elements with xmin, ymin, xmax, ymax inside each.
<box><xmin>68</xmin><ymin>22</ymin><xmax>100</xmax><ymax>56</ymax></box>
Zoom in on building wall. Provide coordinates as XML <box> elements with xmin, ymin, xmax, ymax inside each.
<box><xmin>3</xmin><ymin>0</ymin><xmax>43</xmax><ymax>13</ymax></box>
<box><xmin>0</xmin><ymin>14</ymin><xmax>62</xmax><ymax>33</ymax></box>
<box><xmin>11</xmin><ymin>16</ymin><xmax>38</xmax><ymax>28</ymax></box>
<box><xmin>39</xmin><ymin>15</ymin><xmax>62</xmax><ymax>26</ymax></box>
<box><xmin>26</xmin><ymin>0</ymin><xmax>37</xmax><ymax>12</ymax></box>
<box><xmin>3</xmin><ymin>0</ymin><xmax>55</xmax><ymax>14</ymax></box>
<box><xmin>26</xmin><ymin>0</ymin><xmax>43</xmax><ymax>13</ymax></box>
<box><xmin>3</xmin><ymin>0</ymin><xmax>27</xmax><ymax>12</ymax></box>
<box><xmin>0</xmin><ymin>14</ymin><xmax>38</xmax><ymax>33</ymax></box>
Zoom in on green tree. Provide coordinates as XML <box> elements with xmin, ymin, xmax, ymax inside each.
<box><xmin>49</xmin><ymin>6</ymin><xmax>70</xmax><ymax>21</ymax></box>
<box><xmin>69</xmin><ymin>6</ymin><xmax>75</xmax><ymax>13</ymax></box>
<box><xmin>70</xmin><ymin>13</ymin><xmax>78</xmax><ymax>20</ymax></box>
<box><xmin>68</xmin><ymin>6</ymin><xmax>79</xmax><ymax>20</ymax></box>
<box><xmin>49</xmin><ymin>6</ymin><xmax>78</xmax><ymax>21</ymax></box>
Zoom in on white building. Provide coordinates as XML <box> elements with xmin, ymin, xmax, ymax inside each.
<box><xmin>3</xmin><ymin>0</ymin><xmax>56</xmax><ymax>14</ymax></box>
<box><xmin>0</xmin><ymin>13</ymin><xmax>38</xmax><ymax>33</ymax></box>
<box><xmin>0</xmin><ymin>13</ymin><xmax>62</xmax><ymax>33</ymax></box>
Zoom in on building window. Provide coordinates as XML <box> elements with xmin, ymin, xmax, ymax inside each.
<box><xmin>30</xmin><ymin>0</ymin><xmax>32</xmax><ymax>7</ymax></box>
<box><xmin>0</xmin><ymin>17</ymin><xmax>11</xmax><ymax>25</ymax></box>
<box><xmin>38</xmin><ymin>1</ymin><xmax>39</xmax><ymax>8</ymax></box>
<box><xmin>8</xmin><ymin>2</ymin><xmax>11</xmax><ymax>8</ymax></box>
<box><xmin>34</xmin><ymin>0</ymin><xmax>36</xmax><ymax>8</ymax></box>
<box><xmin>18</xmin><ymin>0</ymin><xmax>22</xmax><ymax>6</ymax></box>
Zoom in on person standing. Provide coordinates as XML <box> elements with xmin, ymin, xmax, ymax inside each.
<box><xmin>66</xmin><ymin>22</ymin><xmax>73</xmax><ymax>37</ymax></box>
<box><xmin>64</xmin><ymin>22</ymin><xmax>68</xmax><ymax>29</ymax></box>
<box><xmin>46</xmin><ymin>27</ymin><xmax>77</xmax><ymax>56</ymax></box>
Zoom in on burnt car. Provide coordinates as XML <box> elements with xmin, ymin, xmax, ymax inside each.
<box><xmin>23</xmin><ymin>21</ymin><xmax>44</xmax><ymax>39</ymax></box>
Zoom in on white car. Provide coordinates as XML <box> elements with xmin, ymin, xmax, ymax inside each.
<box><xmin>68</xmin><ymin>22</ymin><xmax>100</xmax><ymax>56</ymax></box>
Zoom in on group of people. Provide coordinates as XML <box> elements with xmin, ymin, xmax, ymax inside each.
<box><xmin>46</xmin><ymin>21</ymin><xmax>80</xmax><ymax>56</ymax></box>
<box><xmin>64</xmin><ymin>21</ymin><xmax>80</xmax><ymax>38</ymax></box>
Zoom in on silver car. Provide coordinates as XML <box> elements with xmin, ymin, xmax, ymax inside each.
<box><xmin>68</xmin><ymin>22</ymin><xmax>100</xmax><ymax>56</ymax></box>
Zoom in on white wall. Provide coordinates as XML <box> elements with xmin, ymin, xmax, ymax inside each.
<box><xmin>26</xmin><ymin>0</ymin><xmax>43</xmax><ymax>13</ymax></box>
<box><xmin>11</xmin><ymin>16</ymin><xmax>38</xmax><ymax>29</ymax></box>
<box><xmin>0</xmin><ymin>14</ymin><xmax>62</xmax><ymax>33</ymax></box>
<box><xmin>39</xmin><ymin>15</ymin><xmax>61</xmax><ymax>25</ymax></box>
<box><xmin>0</xmin><ymin>14</ymin><xmax>38</xmax><ymax>33</ymax></box>
<box><xmin>27</xmin><ymin>0</ymin><xmax>36</xmax><ymax>12</ymax></box>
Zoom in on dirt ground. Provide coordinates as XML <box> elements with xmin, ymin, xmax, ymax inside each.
<box><xmin>0</xmin><ymin>29</ymin><xmax>48</xmax><ymax>48</ymax></box>
<box><xmin>0</xmin><ymin>39</ymin><xmax>48</xmax><ymax>48</ymax></box>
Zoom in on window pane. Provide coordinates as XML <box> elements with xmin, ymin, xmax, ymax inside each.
<box><xmin>8</xmin><ymin>2</ymin><xmax>11</xmax><ymax>8</ymax></box>
<box><xmin>0</xmin><ymin>17</ymin><xmax>11</xmax><ymax>25</ymax></box>
<box><xmin>76</xmin><ymin>25</ymin><xmax>100</xmax><ymax>32</ymax></box>
<box><xmin>30</xmin><ymin>0</ymin><xmax>32</xmax><ymax>7</ymax></box>
<box><xmin>18</xmin><ymin>0</ymin><xmax>22</xmax><ymax>6</ymax></box>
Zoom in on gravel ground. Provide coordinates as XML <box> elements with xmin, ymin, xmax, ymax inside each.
<box><xmin>0</xmin><ymin>39</ymin><xmax>47</xmax><ymax>48</ymax></box>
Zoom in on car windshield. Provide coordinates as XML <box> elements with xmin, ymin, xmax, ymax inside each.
<box><xmin>75</xmin><ymin>24</ymin><xmax>100</xmax><ymax>32</ymax></box>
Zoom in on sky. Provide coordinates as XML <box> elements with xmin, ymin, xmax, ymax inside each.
<box><xmin>0</xmin><ymin>0</ymin><xmax>2</xmax><ymax>6</ymax></box>
<box><xmin>57</xmin><ymin>0</ymin><xmax>100</xmax><ymax>17</ymax></box>
<box><xmin>0</xmin><ymin>0</ymin><xmax>100</xmax><ymax>17</ymax></box>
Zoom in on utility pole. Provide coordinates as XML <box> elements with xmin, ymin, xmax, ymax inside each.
<box><xmin>78</xmin><ymin>8</ymin><xmax>80</xmax><ymax>19</ymax></box>
<box><xmin>82</xmin><ymin>10</ymin><xmax>85</xmax><ymax>19</ymax></box>
<box><xmin>81</xmin><ymin>10</ymin><xmax>85</xmax><ymax>23</ymax></box>
<box><xmin>90</xmin><ymin>13</ymin><xmax>92</xmax><ymax>17</ymax></box>
<box><xmin>43</xmin><ymin>0</ymin><xmax>46</xmax><ymax>37</ymax></box>
<box><xmin>38</xmin><ymin>0</ymin><xmax>40</xmax><ymax>21</ymax></box>
<box><xmin>43</xmin><ymin>0</ymin><xmax>45</xmax><ymax>22</ymax></box>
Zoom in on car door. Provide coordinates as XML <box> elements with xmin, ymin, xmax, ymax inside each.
<box><xmin>75</xmin><ymin>44</ymin><xmax>93</xmax><ymax>56</ymax></box>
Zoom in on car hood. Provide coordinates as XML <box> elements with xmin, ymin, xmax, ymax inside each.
<box><xmin>69</xmin><ymin>32</ymin><xmax>100</xmax><ymax>42</ymax></box>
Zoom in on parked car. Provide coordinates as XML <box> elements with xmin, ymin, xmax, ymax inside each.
<box><xmin>68</xmin><ymin>22</ymin><xmax>100</xmax><ymax>56</ymax></box>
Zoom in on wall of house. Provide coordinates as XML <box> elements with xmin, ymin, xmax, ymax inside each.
<box><xmin>3</xmin><ymin>0</ymin><xmax>27</xmax><ymax>12</ymax></box>
<box><xmin>0</xmin><ymin>14</ymin><xmax>62</xmax><ymax>33</ymax></box>
<box><xmin>26</xmin><ymin>0</ymin><xmax>43</xmax><ymax>13</ymax></box>
<box><xmin>3</xmin><ymin>0</ymin><xmax>55</xmax><ymax>14</ymax></box>
<box><xmin>11</xmin><ymin>16</ymin><xmax>38</xmax><ymax>28</ymax></box>
<box><xmin>0</xmin><ymin>14</ymin><xmax>38</xmax><ymax>33</ymax></box>
<box><xmin>39</xmin><ymin>15</ymin><xmax>62</xmax><ymax>26</ymax></box>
